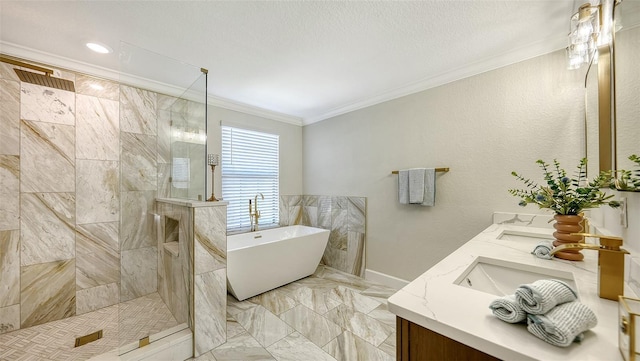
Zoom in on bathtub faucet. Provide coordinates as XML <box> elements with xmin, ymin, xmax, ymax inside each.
<box><xmin>250</xmin><ymin>193</ymin><xmax>264</xmax><ymax>231</ymax></box>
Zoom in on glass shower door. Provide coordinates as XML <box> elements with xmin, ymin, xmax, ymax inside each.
<box><xmin>117</xmin><ymin>41</ymin><xmax>206</xmax><ymax>356</ymax></box>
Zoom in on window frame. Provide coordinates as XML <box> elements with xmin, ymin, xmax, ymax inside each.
<box><xmin>221</xmin><ymin>125</ymin><xmax>280</xmax><ymax>232</ymax></box>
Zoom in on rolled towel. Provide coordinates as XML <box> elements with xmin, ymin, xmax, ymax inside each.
<box><xmin>489</xmin><ymin>295</ymin><xmax>527</xmax><ymax>323</ymax></box>
<box><xmin>532</xmin><ymin>241</ymin><xmax>553</xmax><ymax>260</ymax></box>
<box><xmin>527</xmin><ymin>301</ymin><xmax>597</xmax><ymax>347</ymax></box>
<box><xmin>516</xmin><ymin>279</ymin><xmax>577</xmax><ymax>315</ymax></box>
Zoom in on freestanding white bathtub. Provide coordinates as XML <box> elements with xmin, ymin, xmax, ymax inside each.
<box><xmin>227</xmin><ymin>225</ymin><xmax>330</xmax><ymax>301</ymax></box>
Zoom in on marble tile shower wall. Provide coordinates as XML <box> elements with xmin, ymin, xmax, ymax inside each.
<box><xmin>156</xmin><ymin>202</ymin><xmax>193</xmax><ymax>328</ymax></box>
<box><xmin>0</xmin><ymin>60</ymin><xmax>186</xmax><ymax>334</ymax></box>
<box><xmin>279</xmin><ymin>195</ymin><xmax>366</xmax><ymax>277</ymax></box>
<box><xmin>119</xmin><ymin>84</ymin><xmax>159</xmax><ymax>304</ymax></box>
<box><xmin>155</xmin><ymin>200</ymin><xmax>228</xmax><ymax>357</ymax></box>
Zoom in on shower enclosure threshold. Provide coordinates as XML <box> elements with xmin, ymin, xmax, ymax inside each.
<box><xmin>89</xmin><ymin>326</ymin><xmax>192</xmax><ymax>361</ymax></box>
<box><xmin>0</xmin><ymin>293</ymin><xmax>184</xmax><ymax>361</ymax></box>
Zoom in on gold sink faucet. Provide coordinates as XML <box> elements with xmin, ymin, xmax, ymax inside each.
<box><xmin>250</xmin><ymin>193</ymin><xmax>264</xmax><ymax>232</ymax></box>
<box><xmin>550</xmin><ymin>233</ymin><xmax>629</xmax><ymax>301</ymax></box>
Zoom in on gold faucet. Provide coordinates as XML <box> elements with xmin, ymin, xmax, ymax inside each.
<box><xmin>250</xmin><ymin>193</ymin><xmax>264</xmax><ymax>232</ymax></box>
<box><xmin>550</xmin><ymin>233</ymin><xmax>628</xmax><ymax>301</ymax></box>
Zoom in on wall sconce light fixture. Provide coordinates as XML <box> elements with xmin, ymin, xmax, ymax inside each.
<box><xmin>567</xmin><ymin>2</ymin><xmax>602</xmax><ymax>69</ymax></box>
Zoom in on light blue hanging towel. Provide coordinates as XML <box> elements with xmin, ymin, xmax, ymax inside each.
<box><xmin>408</xmin><ymin>168</ymin><xmax>426</xmax><ymax>204</ymax></box>
<box><xmin>398</xmin><ymin>168</ymin><xmax>436</xmax><ymax>206</ymax></box>
<box><xmin>398</xmin><ymin>170</ymin><xmax>410</xmax><ymax>204</ymax></box>
<box><xmin>421</xmin><ymin>168</ymin><xmax>436</xmax><ymax>207</ymax></box>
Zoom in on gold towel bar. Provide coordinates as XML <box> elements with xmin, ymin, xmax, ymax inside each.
<box><xmin>391</xmin><ymin>168</ymin><xmax>449</xmax><ymax>174</ymax></box>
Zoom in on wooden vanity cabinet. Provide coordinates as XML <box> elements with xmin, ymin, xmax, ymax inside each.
<box><xmin>397</xmin><ymin>317</ymin><xmax>501</xmax><ymax>361</ymax></box>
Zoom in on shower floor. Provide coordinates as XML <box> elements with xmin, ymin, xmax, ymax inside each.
<box><xmin>0</xmin><ymin>292</ymin><xmax>179</xmax><ymax>361</ymax></box>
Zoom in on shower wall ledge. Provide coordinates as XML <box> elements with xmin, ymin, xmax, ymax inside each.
<box><xmin>156</xmin><ymin>197</ymin><xmax>228</xmax><ymax>208</ymax></box>
<box><xmin>155</xmin><ymin>198</ymin><xmax>227</xmax><ymax>357</ymax></box>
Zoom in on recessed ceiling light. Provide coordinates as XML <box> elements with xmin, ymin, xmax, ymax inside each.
<box><xmin>86</xmin><ymin>42</ymin><xmax>112</xmax><ymax>54</ymax></box>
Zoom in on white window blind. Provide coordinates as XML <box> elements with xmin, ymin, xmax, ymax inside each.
<box><xmin>221</xmin><ymin>126</ymin><xmax>279</xmax><ymax>232</ymax></box>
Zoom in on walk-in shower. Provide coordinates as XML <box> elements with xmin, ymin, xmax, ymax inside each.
<box><xmin>0</xmin><ymin>42</ymin><xmax>209</xmax><ymax>360</ymax></box>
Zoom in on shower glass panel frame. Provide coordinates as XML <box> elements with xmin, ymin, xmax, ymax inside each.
<box><xmin>118</xmin><ymin>41</ymin><xmax>206</xmax><ymax>356</ymax></box>
<box><xmin>170</xmin><ymin>74</ymin><xmax>208</xmax><ymax>201</ymax></box>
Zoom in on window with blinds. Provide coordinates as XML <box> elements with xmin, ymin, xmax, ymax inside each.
<box><xmin>221</xmin><ymin>126</ymin><xmax>279</xmax><ymax>232</ymax></box>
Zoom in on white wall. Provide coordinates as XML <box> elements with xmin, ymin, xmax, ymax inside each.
<box><xmin>591</xmin><ymin>191</ymin><xmax>640</xmax><ymax>255</ymax></box>
<box><xmin>302</xmin><ymin>49</ymin><xmax>589</xmax><ymax>281</ymax></box>
<box><xmin>206</xmin><ymin>106</ymin><xmax>303</xmax><ymax>199</ymax></box>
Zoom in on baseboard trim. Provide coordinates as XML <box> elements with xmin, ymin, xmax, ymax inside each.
<box><xmin>364</xmin><ymin>269</ymin><xmax>409</xmax><ymax>289</ymax></box>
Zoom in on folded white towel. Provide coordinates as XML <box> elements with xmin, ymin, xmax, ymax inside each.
<box><xmin>527</xmin><ymin>301</ymin><xmax>597</xmax><ymax>347</ymax></box>
<box><xmin>516</xmin><ymin>279</ymin><xmax>577</xmax><ymax>315</ymax></box>
<box><xmin>398</xmin><ymin>170</ymin><xmax>409</xmax><ymax>204</ymax></box>
<box><xmin>489</xmin><ymin>295</ymin><xmax>527</xmax><ymax>323</ymax></box>
<box><xmin>532</xmin><ymin>241</ymin><xmax>554</xmax><ymax>260</ymax></box>
<box><xmin>408</xmin><ymin>168</ymin><xmax>426</xmax><ymax>204</ymax></box>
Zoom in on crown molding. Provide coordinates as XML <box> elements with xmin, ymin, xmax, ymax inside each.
<box><xmin>304</xmin><ymin>13</ymin><xmax>640</xmax><ymax>127</ymax></box>
<box><xmin>206</xmin><ymin>95</ymin><xmax>303</xmax><ymax>126</ymax></box>
<box><xmin>0</xmin><ymin>41</ymin><xmax>303</xmax><ymax>126</ymax></box>
<box><xmin>302</xmin><ymin>34</ymin><xmax>569</xmax><ymax>125</ymax></box>
<box><xmin>0</xmin><ymin>41</ymin><xmax>123</xmax><ymax>82</ymax></box>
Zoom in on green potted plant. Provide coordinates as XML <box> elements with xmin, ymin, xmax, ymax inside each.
<box><xmin>614</xmin><ymin>154</ymin><xmax>640</xmax><ymax>191</ymax></box>
<box><xmin>509</xmin><ymin>158</ymin><xmax>619</xmax><ymax>261</ymax></box>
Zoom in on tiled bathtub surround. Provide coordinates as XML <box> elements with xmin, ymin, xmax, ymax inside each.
<box><xmin>280</xmin><ymin>195</ymin><xmax>366</xmax><ymax>277</ymax></box>
<box><xmin>0</xmin><ymin>57</ymin><xmax>205</xmax><ymax>349</ymax></box>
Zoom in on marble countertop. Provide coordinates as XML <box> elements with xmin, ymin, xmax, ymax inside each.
<box><xmin>388</xmin><ymin>223</ymin><xmax>633</xmax><ymax>361</ymax></box>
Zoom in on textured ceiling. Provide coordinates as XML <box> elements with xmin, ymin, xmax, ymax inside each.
<box><xmin>1</xmin><ymin>1</ymin><xmax>639</xmax><ymax>125</ymax></box>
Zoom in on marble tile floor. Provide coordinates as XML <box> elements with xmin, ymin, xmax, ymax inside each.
<box><xmin>194</xmin><ymin>265</ymin><xmax>398</xmax><ymax>361</ymax></box>
<box><xmin>0</xmin><ymin>266</ymin><xmax>398</xmax><ymax>361</ymax></box>
<box><xmin>0</xmin><ymin>293</ymin><xmax>179</xmax><ymax>361</ymax></box>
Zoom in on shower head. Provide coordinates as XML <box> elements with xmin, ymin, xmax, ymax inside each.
<box><xmin>14</xmin><ymin>69</ymin><xmax>76</xmax><ymax>92</ymax></box>
<box><xmin>0</xmin><ymin>55</ymin><xmax>75</xmax><ymax>92</ymax></box>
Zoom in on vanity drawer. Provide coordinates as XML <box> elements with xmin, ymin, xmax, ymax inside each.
<box><xmin>397</xmin><ymin>317</ymin><xmax>500</xmax><ymax>361</ymax></box>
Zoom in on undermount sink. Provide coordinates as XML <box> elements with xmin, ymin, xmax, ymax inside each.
<box><xmin>497</xmin><ymin>229</ymin><xmax>555</xmax><ymax>243</ymax></box>
<box><xmin>454</xmin><ymin>256</ymin><xmax>576</xmax><ymax>296</ymax></box>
